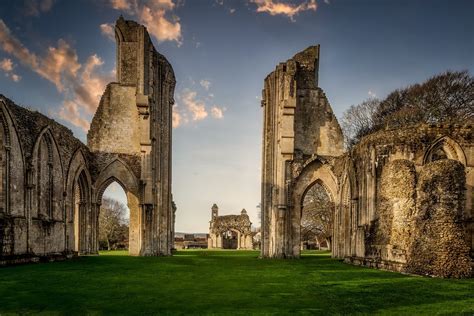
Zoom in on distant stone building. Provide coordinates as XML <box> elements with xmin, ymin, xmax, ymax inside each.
<box><xmin>260</xmin><ymin>45</ymin><xmax>473</xmax><ymax>278</ymax></box>
<box><xmin>208</xmin><ymin>204</ymin><xmax>253</xmax><ymax>249</ymax></box>
<box><xmin>0</xmin><ymin>17</ymin><xmax>175</xmax><ymax>265</ymax></box>
<box><xmin>174</xmin><ymin>233</ymin><xmax>208</xmax><ymax>249</ymax></box>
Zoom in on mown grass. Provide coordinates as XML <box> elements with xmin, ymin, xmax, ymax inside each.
<box><xmin>0</xmin><ymin>250</ymin><xmax>472</xmax><ymax>315</ymax></box>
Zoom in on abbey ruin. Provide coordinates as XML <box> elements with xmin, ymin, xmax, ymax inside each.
<box><xmin>208</xmin><ymin>204</ymin><xmax>253</xmax><ymax>250</ymax></box>
<box><xmin>260</xmin><ymin>46</ymin><xmax>473</xmax><ymax>277</ymax></box>
<box><xmin>0</xmin><ymin>17</ymin><xmax>175</xmax><ymax>264</ymax></box>
<box><xmin>0</xmin><ymin>17</ymin><xmax>472</xmax><ymax>279</ymax></box>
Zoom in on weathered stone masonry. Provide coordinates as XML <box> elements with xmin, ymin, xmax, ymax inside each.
<box><xmin>208</xmin><ymin>204</ymin><xmax>253</xmax><ymax>250</ymax></box>
<box><xmin>260</xmin><ymin>45</ymin><xmax>343</xmax><ymax>258</ymax></box>
<box><xmin>0</xmin><ymin>17</ymin><xmax>175</xmax><ymax>265</ymax></box>
<box><xmin>260</xmin><ymin>45</ymin><xmax>473</xmax><ymax>277</ymax></box>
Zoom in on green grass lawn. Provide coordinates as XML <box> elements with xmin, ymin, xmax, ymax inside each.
<box><xmin>0</xmin><ymin>250</ymin><xmax>472</xmax><ymax>315</ymax></box>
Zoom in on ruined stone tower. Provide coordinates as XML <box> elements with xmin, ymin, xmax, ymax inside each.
<box><xmin>88</xmin><ymin>17</ymin><xmax>175</xmax><ymax>256</ymax></box>
<box><xmin>260</xmin><ymin>45</ymin><xmax>344</xmax><ymax>258</ymax></box>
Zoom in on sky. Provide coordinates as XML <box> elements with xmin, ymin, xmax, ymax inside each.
<box><xmin>0</xmin><ymin>0</ymin><xmax>473</xmax><ymax>233</ymax></box>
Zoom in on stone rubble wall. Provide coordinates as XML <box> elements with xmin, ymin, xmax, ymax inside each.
<box><xmin>406</xmin><ymin>160</ymin><xmax>471</xmax><ymax>278</ymax></box>
<box><xmin>336</xmin><ymin>125</ymin><xmax>473</xmax><ymax>278</ymax></box>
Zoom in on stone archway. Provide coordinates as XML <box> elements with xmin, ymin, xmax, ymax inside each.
<box><xmin>65</xmin><ymin>149</ymin><xmax>92</xmax><ymax>255</ymax></box>
<box><xmin>423</xmin><ymin>136</ymin><xmax>473</xmax><ymax>261</ymax></box>
<box><xmin>94</xmin><ymin>159</ymin><xmax>140</xmax><ymax>256</ymax></box>
<box><xmin>292</xmin><ymin>160</ymin><xmax>338</xmax><ymax>257</ymax></box>
<box><xmin>300</xmin><ymin>180</ymin><xmax>334</xmax><ymax>251</ymax></box>
<box><xmin>222</xmin><ymin>229</ymin><xmax>239</xmax><ymax>249</ymax></box>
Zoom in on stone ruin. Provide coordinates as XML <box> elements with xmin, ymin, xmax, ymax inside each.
<box><xmin>260</xmin><ymin>45</ymin><xmax>473</xmax><ymax>278</ymax></box>
<box><xmin>0</xmin><ymin>16</ymin><xmax>472</xmax><ymax>278</ymax></box>
<box><xmin>208</xmin><ymin>204</ymin><xmax>253</xmax><ymax>249</ymax></box>
<box><xmin>0</xmin><ymin>17</ymin><xmax>175</xmax><ymax>265</ymax></box>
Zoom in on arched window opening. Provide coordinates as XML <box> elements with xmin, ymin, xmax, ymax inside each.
<box><xmin>99</xmin><ymin>181</ymin><xmax>130</xmax><ymax>252</ymax></box>
<box><xmin>0</xmin><ymin>119</ymin><xmax>5</xmax><ymax>213</ymax></box>
<box><xmin>301</xmin><ymin>181</ymin><xmax>334</xmax><ymax>251</ymax></box>
<box><xmin>431</xmin><ymin>147</ymin><xmax>448</xmax><ymax>162</ymax></box>
<box><xmin>37</xmin><ymin>134</ymin><xmax>53</xmax><ymax>218</ymax></box>
<box><xmin>72</xmin><ymin>170</ymin><xmax>88</xmax><ymax>253</ymax></box>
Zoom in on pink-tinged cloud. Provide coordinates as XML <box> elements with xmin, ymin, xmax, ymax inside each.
<box><xmin>172</xmin><ymin>104</ymin><xmax>185</xmax><ymax>128</ymax></box>
<box><xmin>210</xmin><ymin>106</ymin><xmax>225</xmax><ymax>119</ymax></box>
<box><xmin>10</xmin><ymin>74</ymin><xmax>21</xmax><ymax>82</ymax></box>
<box><xmin>0</xmin><ymin>19</ymin><xmax>113</xmax><ymax>131</ymax></box>
<box><xmin>108</xmin><ymin>0</ymin><xmax>182</xmax><ymax>45</ymax></box>
<box><xmin>0</xmin><ymin>58</ymin><xmax>21</xmax><ymax>82</ymax></box>
<box><xmin>72</xmin><ymin>54</ymin><xmax>114</xmax><ymax>114</ymax></box>
<box><xmin>172</xmin><ymin>88</ymin><xmax>227</xmax><ymax>128</ymax></box>
<box><xmin>110</xmin><ymin>0</ymin><xmax>133</xmax><ymax>10</ymax></box>
<box><xmin>0</xmin><ymin>20</ymin><xmax>81</xmax><ymax>91</ymax></box>
<box><xmin>0</xmin><ymin>58</ymin><xmax>13</xmax><ymax>72</ymax></box>
<box><xmin>24</xmin><ymin>0</ymin><xmax>56</xmax><ymax>16</ymax></box>
<box><xmin>251</xmin><ymin>0</ymin><xmax>317</xmax><ymax>21</ymax></box>
<box><xmin>181</xmin><ymin>89</ymin><xmax>208</xmax><ymax>121</ymax></box>
<box><xmin>100</xmin><ymin>23</ymin><xmax>115</xmax><ymax>41</ymax></box>
<box><xmin>58</xmin><ymin>100</ymin><xmax>91</xmax><ymax>132</ymax></box>
<box><xmin>37</xmin><ymin>39</ymin><xmax>81</xmax><ymax>91</ymax></box>
<box><xmin>0</xmin><ymin>20</ymin><xmax>39</xmax><ymax>70</ymax></box>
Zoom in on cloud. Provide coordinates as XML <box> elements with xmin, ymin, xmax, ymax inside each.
<box><xmin>0</xmin><ymin>20</ymin><xmax>39</xmax><ymax>70</ymax></box>
<box><xmin>10</xmin><ymin>74</ymin><xmax>21</xmax><ymax>82</ymax></box>
<box><xmin>0</xmin><ymin>58</ymin><xmax>21</xmax><ymax>82</ymax></box>
<box><xmin>37</xmin><ymin>39</ymin><xmax>81</xmax><ymax>91</ymax></box>
<box><xmin>172</xmin><ymin>104</ymin><xmax>186</xmax><ymax>128</ymax></box>
<box><xmin>0</xmin><ymin>19</ymin><xmax>113</xmax><ymax>131</ymax></box>
<box><xmin>0</xmin><ymin>58</ymin><xmax>13</xmax><ymax>72</ymax></box>
<box><xmin>250</xmin><ymin>0</ymin><xmax>317</xmax><ymax>21</ymax></box>
<box><xmin>24</xmin><ymin>0</ymin><xmax>56</xmax><ymax>16</ymax></box>
<box><xmin>181</xmin><ymin>89</ymin><xmax>208</xmax><ymax>121</ymax></box>
<box><xmin>110</xmin><ymin>0</ymin><xmax>133</xmax><ymax>10</ymax></box>
<box><xmin>173</xmin><ymin>87</ymin><xmax>227</xmax><ymax>128</ymax></box>
<box><xmin>73</xmin><ymin>54</ymin><xmax>114</xmax><ymax>114</ymax></box>
<box><xmin>199</xmin><ymin>79</ymin><xmax>211</xmax><ymax>91</ymax></box>
<box><xmin>368</xmin><ymin>90</ymin><xmax>377</xmax><ymax>98</ymax></box>
<box><xmin>139</xmin><ymin>5</ymin><xmax>182</xmax><ymax>44</ymax></box>
<box><xmin>210</xmin><ymin>106</ymin><xmax>225</xmax><ymax>119</ymax></box>
<box><xmin>0</xmin><ymin>20</ymin><xmax>82</xmax><ymax>90</ymax></box>
<box><xmin>58</xmin><ymin>100</ymin><xmax>91</xmax><ymax>132</ymax></box>
<box><xmin>108</xmin><ymin>0</ymin><xmax>182</xmax><ymax>45</ymax></box>
<box><xmin>100</xmin><ymin>23</ymin><xmax>115</xmax><ymax>41</ymax></box>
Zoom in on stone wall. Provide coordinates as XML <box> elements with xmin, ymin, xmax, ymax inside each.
<box><xmin>259</xmin><ymin>45</ymin><xmax>473</xmax><ymax>277</ymax></box>
<box><xmin>0</xmin><ymin>17</ymin><xmax>176</xmax><ymax>265</ymax></box>
<box><xmin>336</xmin><ymin>125</ymin><xmax>473</xmax><ymax>278</ymax></box>
<box><xmin>208</xmin><ymin>204</ymin><xmax>253</xmax><ymax>250</ymax></box>
<box><xmin>260</xmin><ymin>45</ymin><xmax>344</xmax><ymax>258</ymax></box>
<box><xmin>406</xmin><ymin>160</ymin><xmax>471</xmax><ymax>278</ymax></box>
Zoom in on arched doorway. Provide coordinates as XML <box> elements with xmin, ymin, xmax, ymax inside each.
<box><xmin>98</xmin><ymin>181</ymin><xmax>130</xmax><ymax>252</ymax></box>
<box><xmin>222</xmin><ymin>230</ymin><xmax>239</xmax><ymax>249</ymax></box>
<box><xmin>94</xmin><ymin>159</ymin><xmax>141</xmax><ymax>255</ymax></box>
<box><xmin>72</xmin><ymin>170</ymin><xmax>90</xmax><ymax>254</ymax></box>
<box><xmin>301</xmin><ymin>180</ymin><xmax>334</xmax><ymax>251</ymax></box>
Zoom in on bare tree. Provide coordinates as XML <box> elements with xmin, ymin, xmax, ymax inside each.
<box><xmin>99</xmin><ymin>197</ymin><xmax>128</xmax><ymax>250</ymax></box>
<box><xmin>342</xmin><ymin>70</ymin><xmax>474</xmax><ymax>146</ymax></box>
<box><xmin>340</xmin><ymin>98</ymin><xmax>379</xmax><ymax>148</ymax></box>
<box><xmin>301</xmin><ymin>183</ymin><xmax>334</xmax><ymax>250</ymax></box>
